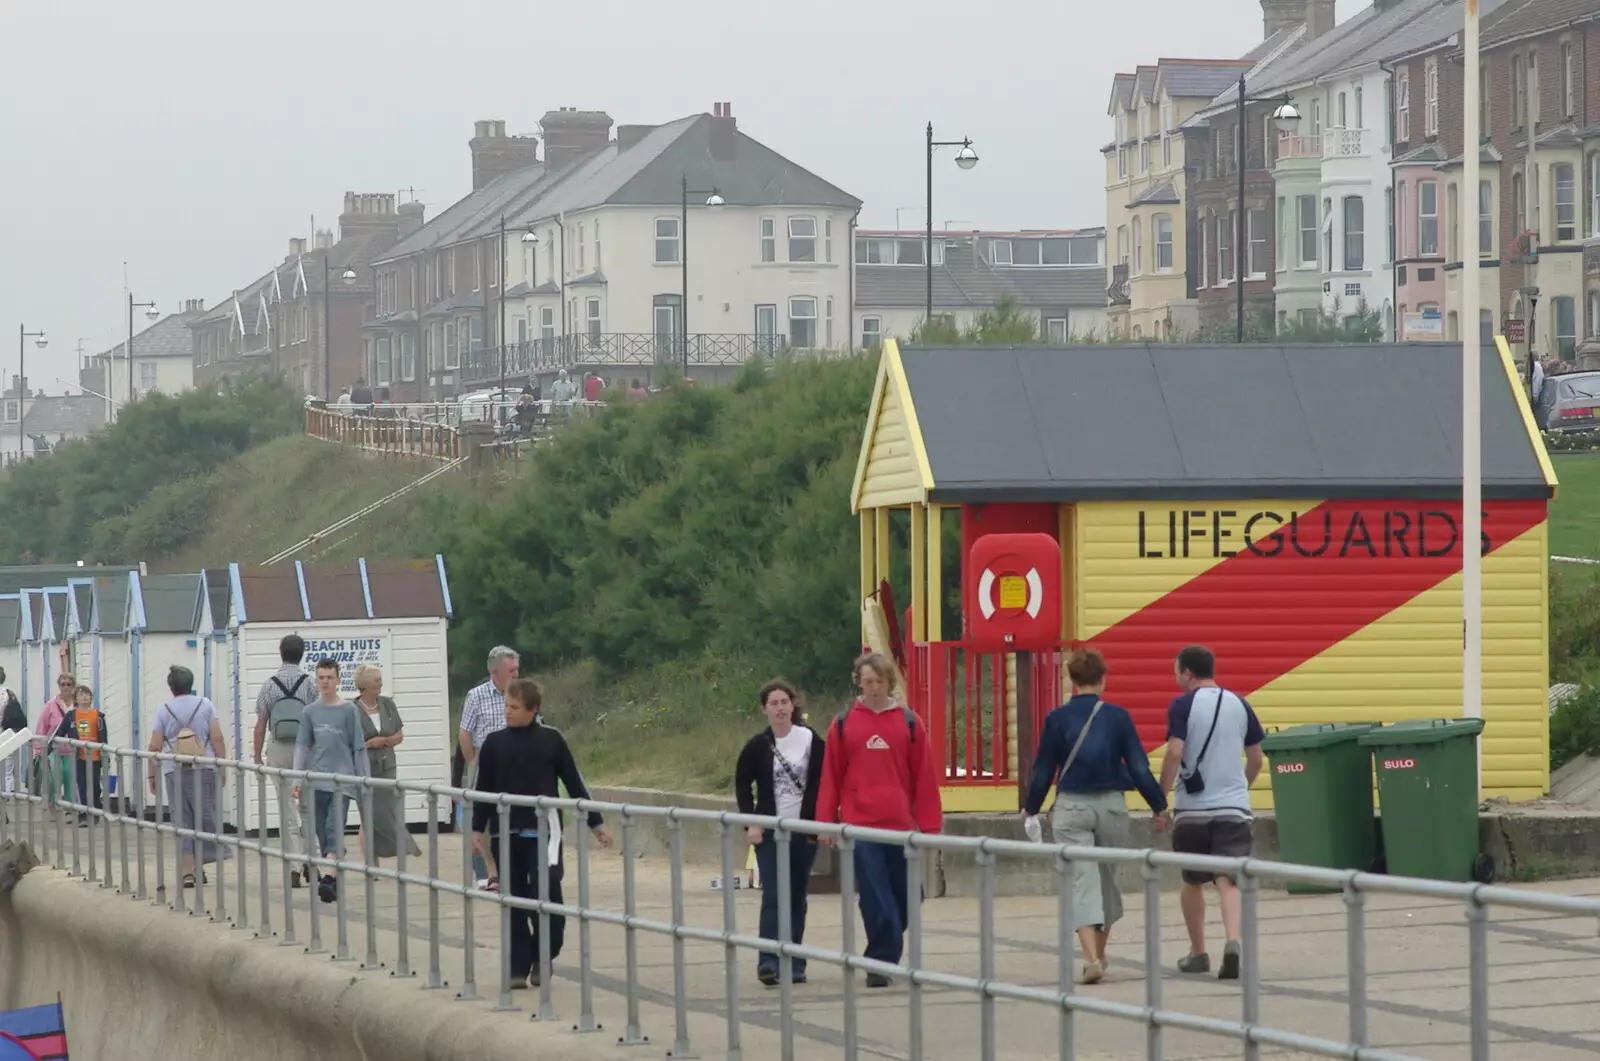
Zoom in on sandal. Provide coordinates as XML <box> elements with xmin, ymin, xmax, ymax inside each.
<box><xmin>484</xmin><ymin>876</ymin><xmax>500</xmax><ymax>893</ymax></box>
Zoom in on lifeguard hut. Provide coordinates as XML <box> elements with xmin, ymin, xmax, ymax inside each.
<box><xmin>851</xmin><ymin>339</ymin><xmax>1556</xmax><ymax>813</ymax></box>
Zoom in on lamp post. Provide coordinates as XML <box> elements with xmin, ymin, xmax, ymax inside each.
<box><xmin>1462</xmin><ymin>0</ymin><xmax>1484</xmax><ymax>789</ymax></box>
<box><xmin>680</xmin><ymin>175</ymin><xmax>725</xmax><ymax>376</ymax></box>
<box><xmin>16</xmin><ymin>325</ymin><xmax>46</xmax><ymax>459</ymax></box>
<box><xmin>498</xmin><ymin>214</ymin><xmax>539</xmax><ymax>419</ymax></box>
<box><xmin>925</xmin><ymin>123</ymin><xmax>979</xmax><ymax>331</ymax></box>
<box><xmin>127</xmin><ymin>295</ymin><xmax>160</xmax><ymax>406</ymax></box>
<box><xmin>322</xmin><ymin>257</ymin><xmax>358</xmax><ymax>399</ymax></box>
<box><xmin>1233</xmin><ymin>77</ymin><xmax>1300</xmax><ymax>342</ymax></box>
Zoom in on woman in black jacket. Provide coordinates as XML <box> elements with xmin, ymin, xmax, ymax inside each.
<box><xmin>734</xmin><ymin>679</ymin><xmax>826</xmax><ymax>987</ymax></box>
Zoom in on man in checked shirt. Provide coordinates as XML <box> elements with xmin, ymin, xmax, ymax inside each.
<box><xmin>458</xmin><ymin>645</ymin><xmax>520</xmax><ymax>883</ymax></box>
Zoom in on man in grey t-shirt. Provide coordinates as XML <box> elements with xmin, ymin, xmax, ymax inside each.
<box><xmin>253</xmin><ymin>633</ymin><xmax>315</xmax><ymax>887</ymax></box>
<box><xmin>292</xmin><ymin>658</ymin><xmax>369</xmax><ymax>904</ymax></box>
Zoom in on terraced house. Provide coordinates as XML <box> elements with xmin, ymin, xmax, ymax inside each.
<box><xmin>365</xmin><ymin>104</ymin><xmax>859</xmax><ymax>401</ymax></box>
<box><xmin>852</xmin><ymin>227</ymin><xmax>1107</xmax><ymax>344</ymax></box>
<box><xmin>1104</xmin><ymin>55</ymin><xmax>1261</xmax><ymax>340</ymax></box>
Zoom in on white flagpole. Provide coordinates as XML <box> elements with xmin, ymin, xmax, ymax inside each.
<box><xmin>1462</xmin><ymin>0</ymin><xmax>1483</xmax><ymax>796</ymax></box>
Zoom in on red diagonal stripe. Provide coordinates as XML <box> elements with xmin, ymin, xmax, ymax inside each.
<box><xmin>22</xmin><ymin>1033</ymin><xmax>66</xmax><ymax>1059</ymax></box>
<box><xmin>1087</xmin><ymin>499</ymin><xmax>1546</xmax><ymax>747</ymax></box>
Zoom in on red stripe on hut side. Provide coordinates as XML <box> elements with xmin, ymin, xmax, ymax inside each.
<box><xmin>1088</xmin><ymin>499</ymin><xmax>1546</xmax><ymax>746</ymax></box>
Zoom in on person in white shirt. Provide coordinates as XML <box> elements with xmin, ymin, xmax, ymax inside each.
<box><xmin>733</xmin><ymin>679</ymin><xmax>826</xmax><ymax>987</ymax></box>
<box><xmin>1158</xmin><ymin>645</ymin><xmax>1265</xmax><ymax>982</ymax></box>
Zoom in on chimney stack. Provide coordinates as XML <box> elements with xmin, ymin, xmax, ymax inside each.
<box><xmin>1260</xmin><ymin>0</ymin><xmax>1304</xmax><ymax>40</ymax></box>
<box><xmin>540</xmin><ymin>108</ymin><xmax>614</xmax><ymax>171</ymax></box>
<box><xmin>338</xmin><ymin>191</ymin><xmax>401</xmax><ymax>242</ymax></box>
<box><xmin>708</xmin><ymin>100</ymin><xmax>737</xmax><ymax>161</ymax></box>
<box><xmin>287</xmin><ymin>236</ymin><xmax>307</xmax><ymax>261</ymax></box>
<box><xmin>1303</xmin><ymin>0</ymin><xmax>1335</xmax><ymax>38</ymax></box>
<box><xmin>616</xmin><ymin>124</ymin><xmax>658</xmax><ymax>152</ymax></box>
<box><xmin>469</xmin><ymin>119</ymin><xmax>541</xmax><ymax>190</ymax></box>
<box><xmin>397</xmin><ymin>201</ymin><xmax>426</xmax><ymax>238</ymax></box>
<box><xmin>314</xmin><ymin>228</ymin><xmax>334</xmax><ymax>251</ymax></box>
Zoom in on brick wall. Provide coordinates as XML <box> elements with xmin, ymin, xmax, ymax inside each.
<box><xmin>1191</xmin><ymin>105</ymin><xmax>1279</xmax><ymax>335</ymax></box>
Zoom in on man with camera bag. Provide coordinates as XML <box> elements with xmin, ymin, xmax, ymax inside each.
<box><xmin>1158</xmin><ymin>645</ymin><xmax>1264</xmax><ymax>982</ymax></box>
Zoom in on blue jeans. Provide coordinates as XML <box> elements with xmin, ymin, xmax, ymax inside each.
<box><xmin>312</xmin><ymin>790</ymin><xmax>350</xmax><ymax>861</ymax></box>
<box><xmin>754</xmin><ymin>835</ymin><xmax>817</xmax><ymax>977</ymax></box>
<box><xmin>853</xmin><ymin>841</ymin><xmax>911</xmax><ymax>965</ymax></box>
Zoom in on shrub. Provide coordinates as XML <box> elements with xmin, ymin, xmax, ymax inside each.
<box><xmin>1551</xmin><ymin>686</ymin><xmax>1600</xmax><ymax>770</ymax></box>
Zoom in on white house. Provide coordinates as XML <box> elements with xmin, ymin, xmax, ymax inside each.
<box><xmin>91</xmin><ymin>302</ymin><xmax>207</xmax><ymax>407</ymax></box>
<box><xmin>853</xmin><ymin>228</ymin><xmax>1108</xmax><ymax>343</ymax></box>
<box><xmin>367</xmin><ymin>104</ymin><xmax>862</xmax><ymax>397</ymax></box>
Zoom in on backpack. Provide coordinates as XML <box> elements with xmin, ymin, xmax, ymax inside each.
<box><xmin>0</xmin><ymin>690</ymin><xmax>25</xmax><ymax>733</ymax></box>
<box><xmin>265</xmin><ymin>674</ymin><xmax>313</xmax><ymax>743</ymax></box>
<box><xmin>171</xmin><ymin>701</ymin><xmax>208</xmax><ymax>759</ymax></box>
<box><xmin>832</xmin><ymin>705</ymin><xmax>918</xmax><ymax>772</ymax></box>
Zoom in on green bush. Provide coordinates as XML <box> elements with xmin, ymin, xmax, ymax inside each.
<box><xmin>442</xmin><ymin>357</ymin><xmax>875</xmax><ymax>698</ymax></box>
<box><xmin>0</xmin><ymin>376</ymin><xmax>302</xmax><ymax>564</ymax></box>
<box><xmin>1551</xmin><ymin>685</ymin><xmax>1600</xmax><ymax>770</ymax></box>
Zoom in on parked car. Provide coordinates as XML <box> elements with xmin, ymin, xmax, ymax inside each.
<box><xmin>1535</xmin><ymin>371</ymin><xmax>1600</xmax><ymax>433</ymax></box>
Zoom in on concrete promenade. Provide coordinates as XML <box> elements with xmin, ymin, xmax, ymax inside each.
<box><xmin>10</xmin><ymin>823</ymin><xmax>1597</xmax><ymax>1061</ymax></box>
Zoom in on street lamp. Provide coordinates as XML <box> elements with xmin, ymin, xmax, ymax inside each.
<box><xmin>680</xmin><ymin>175</ymin><xmax>725</xmax><ymax>375</ymax></box>
<box><xmin>498</xmin><ymin>214</ymin><xmax>539</xmax><ymax>418</ymax></box>
<box><xmin>1233</xmin><ymin>76</ymin><xmax>1300</xmax><ymax>342</ymax></box>
<box><xmin>322</xmin><ymin>257</ymin><xmax>358</xmax><ymax>399</ymax></box>
<box><xmin>17</xmin><ymin>325</ymin><xmax>46</xmax><ymax>459</ymax></box>
<box><xmin>125</xmin><ymin>295</ymin><xmax>161</xmax><ymax>406</ymax></box>
<box><xmin>925</xmin><ymin>123</ymin><xmax>979</xmax><ymax>332</ymax></box>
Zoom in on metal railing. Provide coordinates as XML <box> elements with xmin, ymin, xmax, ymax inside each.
<box><xmin>3</xmin><ymin>737</ymin><xmax>1595</xmax><ymax>1061</ymax></box>
<box><xmin>305</xmin><ymin>407</ymin><xmax>462</xmax><ymax>460</ymax></box>
<box><xmin>456</xmin><ymin>333</ymin><xmax>788</xmax><ymax>385</ymax></box>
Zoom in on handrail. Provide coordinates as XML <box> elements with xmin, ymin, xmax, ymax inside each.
<box><xmin>4</xmin><ymin>735</ymin><xmax>1584</xmax><ymax>1061</ymax></box>
<box><xmin>260</xmin><ymin>455</ymin><xmax>468</xmax><ymax>566</ymax></box>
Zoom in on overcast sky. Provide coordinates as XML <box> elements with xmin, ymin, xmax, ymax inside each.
<box><xmin>1</xmin><ymin>0</ymin><xmax>1365</xmax><ymax>387</ymax></box>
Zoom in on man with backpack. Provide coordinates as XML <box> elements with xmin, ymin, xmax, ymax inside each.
<box><xmin>813</xmin><ymin>652</ymin><xmax>942</xmax><ymax>988</ymax></box>
<box><xmin>252</xmin><ymin>634</ymin><xmax>315</xmax><ymax>887</ymax></box>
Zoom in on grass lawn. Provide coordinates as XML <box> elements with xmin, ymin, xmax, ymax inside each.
<box><xmin>1550</xmin><ymin>454</ymin><xmax>1600</xmax><ymax>559</ymax></box>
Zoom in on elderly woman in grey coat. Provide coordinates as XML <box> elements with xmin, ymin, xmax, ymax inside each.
<box><xmin>352</xmin><ymin>664</ymin><xmax>420</xmax><ymax>861</ymax></box>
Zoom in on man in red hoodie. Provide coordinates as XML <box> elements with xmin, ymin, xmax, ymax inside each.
<box><xmin>815</xmin><ymin>652</ymin><xmax>943</xmax><ymax>987</ymax></box>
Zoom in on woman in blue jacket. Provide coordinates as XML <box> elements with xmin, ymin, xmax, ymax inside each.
<box><xmin>1024</xmin><ymin>648</ymin><xmax>1167</xmax><ymax>985</ymax></box>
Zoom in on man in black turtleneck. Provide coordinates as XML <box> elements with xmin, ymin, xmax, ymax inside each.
<box><xmin>471</xmin><ymin>677</ymin><xmax>611</xmax><ymax>987</ymax></box>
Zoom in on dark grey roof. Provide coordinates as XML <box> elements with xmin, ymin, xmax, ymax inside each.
<box><xmin>1109</xmin><ymin>73</ymin><xmax>1135</xmax><ymax>112</ymax></box>
<box><xmin>0</xmin><ymin>565</ymin><xmax>133</xmax><ymax>598</ymax></box>
<box><xmin>1437</xmin><ymin>144</ymin><xmax>1505</xmax><ymax>167</ymax></box>
<box><xmin>1483</xmin><ymin>0</ymin><xmax>1595</xmax><ymax>49</ymax></box>
<box><xmin>98</xmin><ymin>310</ymin><xmax>203</xmax><ymax>362</ymax></box>
<box><xmin>1129</xmin><ymin>180</ymin><xmax>1180</xmax><ymax>206</ymax></box>
<box><xmin>568</xmin><ymin>270</ymin><xmax>607</xmax><ymax>287</ymax></box>
<box><xmin>1155</xmin><ymin>61</ymin><xmax>1252</xmax><ymax>100</ymax></box>
<box><xmin>1537</xmin><ymin>122</ymin><xmax>1586</xmax><ymax>148</ymax></box>
<box><xmin>421</xmin><ymin>291</ymin><xmax>486</xmax><ymax>319</ymax></box>
<box><xmin>44</xmin><ymin>589</ymin><xmax>67</xmax><ymax>640</ymax></box>
<box><xmin>1377</xmin><ymin>0</ymin><xmax>1526</xmax><ymax>65</ymax></box>
<box><xmin>1394</xmin><ymin>142</ymin><xmax>1448</xmax><ymax>165</ymax></box>
<box><xmin>857</xmin><ymin>233</ymin><xmax>1105</xmax><ymax>310</ymax></box>
<box><xmin>0</xmin><ymin>598</ymin><xmax>20</xmax><ymax>647</ymax></box>
<box><xmin>71</xmin><ymin>583</ymin><xmax>92</xmax><ymax>632</ymax></box>
<box><xmin>1132</xmin><ymin>67</ymin><xmax>1156</xmax><ymax>104</ymax></box>
<box><xmin>92</xmin><ymin>575</ymin><xmax>130</xmax><ymax>635</ymax></box>
<box><xmin>376</xmin><ymin>160</ymin><xmax>552</xmax><ymax>264</ymax></box>
<box><xmin>204</xmin><ymin>568</ymin><xmax>229</xmax><ymax>633</ymax></box>
<box><xmin>21</xmin><ymin>396</ymin><xmax>105</xmax><ymax>436</ymax></box>
<box><xmin>1242</xmin><ymin>24</ymin><xmax>1304</xmax><ymax>62</ymax></box>
<box><xmin>898</xmin><ymin>343</ymin><xmax>1551</xmax><ymax>502</ymax></box>
<box><xmin>138</xmin><ymin>573</ymin><xmax>202</xmax><ymax>634</ymax></box>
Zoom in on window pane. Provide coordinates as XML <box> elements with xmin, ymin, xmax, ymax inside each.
<box><xmin>1069</xmin><ymin>236</ymin><xmax>1099</xmax><ymax>264</ymax></box>
<box><xmin>1040</xmin><ymin>239</ymin><xmax>1072</xmax><ymax>265</ymax></box>
<box><xmin>1013</xmin><ymin>238</ymin><xmax>1042</xmax><ymax>265</ymax></box>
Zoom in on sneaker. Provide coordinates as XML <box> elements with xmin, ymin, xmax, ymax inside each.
<box><xmin>864</xmin><ymin>973</ymin><xmax>891</xmax><ymax>989</ymax></box>
<box><xmin>510</xmin><ymin>974</ymin><xmax>530</xmax><ymax>990</ymax></box>
<box><xmin>1177</xmin><ymin>952</ymin><xmax>1211</xmax><ymax>974</ymax></box>
<box><xmin>1218</xmin><ymin>941</ymin><xmax>1241</xmax><ymax>981</ymax></box>
<box><xmin>757</xmin><ymin>967</ymin><xmax>779</xmax><ymax>988</ymax></box>
<box><xmin>792</xmin><ymin>969</ymin><xmax>807</xmax><ymax>985</ymax></box>
<box><xmin>1079</xmin><ymin>959</ymin><xmax>1104</xmax><ymax>985</ymax></box>
<box><xmin>290</xmin><ymin>870</ymin><xmax>303</xmax><ymax>889</ymax></box>
<box><xmin>526</xmin><ymin>970</ymin><xmax>541</xmax><ymax>988</ymax></box>
<box><xmin>317</xmin><ymin>875</ymin><xmax>337</xmax><ymax>904</ymax></box>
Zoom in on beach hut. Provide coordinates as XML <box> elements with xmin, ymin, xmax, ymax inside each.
<box><xmin>199</xmin><ymin>569</ymin><xmax>237</xmax><ymax>752</ymax></box>
<box><xmin>64</xmin><ymin>578</ymin><xmax>96</xmax><ymax>690</ymax></box>
<box><xmin>230</xmin><ymin>557</ymin><xmax>454</xmax><ymax>834</ymax></box>
<box><xmin>125</xmin><ymin>571</ymin><xmax>207</xmax><ymax>750</ymax></box>
<box><xmin>90</xmin><ymin>574</ymin><xmax>134</xmax><ymax>753</ymax></box>
<box><xmin>0</xmin><ymin>595</ymin><xmax>22</xmax><ymax>697</ymax></box>
<box><xmin>851</xmin><ymin>338</ymin><xmax>1555</xmax><ymax>811</ymax></box>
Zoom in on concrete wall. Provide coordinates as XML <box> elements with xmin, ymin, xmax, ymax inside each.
<box><xmin>0</xmin><ymin>866</ymin><xmax>623</xmax><ymax>1061</ymax></box>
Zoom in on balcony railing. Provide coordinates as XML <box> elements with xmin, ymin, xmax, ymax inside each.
<box><xmin>1108</xmin><ymin>263</ymin><xmax>1131</xmax><ymax>306</ymax></box>
<box><xmin>1323</xmin><ymin>127</ymin><xmax>1369</xmax><ymax>159</ymax></box>
<box><xmin>455</xmin><ymin>333</ymin><xmax>787</xmax><ymax>386</ymax></box>
<box><xmin>1276</xmin><ymin>133</ymin><xmax>1324</xmax><ymax>160</ymax></box>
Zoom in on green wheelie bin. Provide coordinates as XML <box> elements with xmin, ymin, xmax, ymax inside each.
<box><xmin>1359</xmin><ymin>718</ymin><xmax>1492</xmax><ymax>883</ymax></box>
<box><xmin>1260</xmin><ymin>722</ymin><xmax>1379</xmax><ymax>893</ymax></box>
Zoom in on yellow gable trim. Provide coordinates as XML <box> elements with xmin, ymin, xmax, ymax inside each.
<box><xmin>1495</xmin><ymin>334</ymin><xmax>1558</xmax><ymax>494</ymax></box>
<box><xmin>851</xmin><ymin>340</ymin><xmax>935</xmax><ymax>512</ymax></box>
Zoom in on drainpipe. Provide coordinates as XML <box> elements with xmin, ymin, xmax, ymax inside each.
<box><xmin>847</xmin><ymin>208</ymin><xmax>860</xmax><ymax>350</ymax></box>
<box><xmin>1380</xmin><ymin>58</ymin><xmax>1399</xmax><ymax>340</ymax></box>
